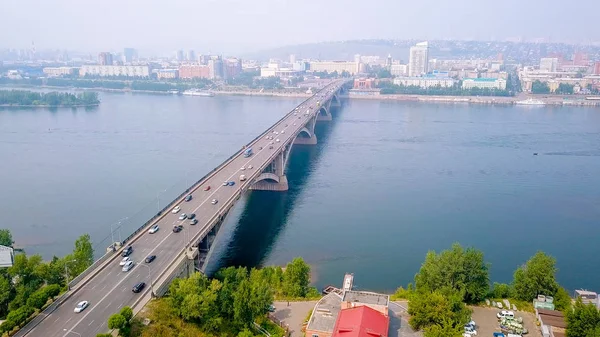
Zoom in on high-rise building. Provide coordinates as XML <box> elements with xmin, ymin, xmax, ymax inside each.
<box><xmin>224</xmin><ymin>58</ymin><xmax>242</xmax><ymax>78</ymax></box>
<box><xmin>290</xmin><ymin>54</ymin><xmax>296</xmax><ymax>64</ymax></box>
<box><xmin>98</xmin><ymin>52</ymin><xmax>114</xmax><ymax>65</ymax></box>
<box><xmin>208</xmin><ymin>56</ymin><xmax>224</xmax><ymax>79</ymax></box>
<box><xmin>123</xmin><ymin>48</ymin><xmax>137</xmax><ymax>63</ymax></box>
<box><xmin>540</xmin><ymin>58</ymin><xmax>558</xmax><ymax>72</ymax></box>
<box><xmin>175</xmin><ymin>50</ymin><xmax>184</xmax><ymax>62</ymax></box>
<box><xmin>408</xmin><ymin>41</ymin><xmax>429</xmax><ymax>77</ymax></box>
<box><xmin>187</xmin><ymin>50</ymin><xmax>196</xmax><ymax>62</ymax></box>
<box><xmin>594</xmin><ymin>62</ymin><xmax>600</xmax><ymax>75</ymax></box>
<box><xmin>386</xmin><ymin>54</ymin><xmax>392</xmax><ymax>68</ymax></box>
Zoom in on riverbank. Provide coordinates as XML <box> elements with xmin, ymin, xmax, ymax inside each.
<box><xmin>0</xmin><ymin>103</ymin><xmax>99</xmax><ymax>108</ymax></box>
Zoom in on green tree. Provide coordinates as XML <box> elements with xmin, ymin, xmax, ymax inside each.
<box><xmin>556</xmin><ymin>83</ymin><xmax>574</xmax><ymax>94</ymax></box>
<box><xmin>554</xmin><ymin>286</ymin><xmax>572</xmax><ymax>311</ymax></box>
<box><xmin>415</xmin><ymin>243</ymin><xmax>489</xmax><ymax>303</ymax></box>
<box><xmin>72</xmin><ymin>234</ymin><xmax>94</xmax><ymax>274</ymax></box>
<box><xmin>96</xmin><ymin>334</ymin><xmax>113</xmax><ymax>337</ymax></box>
<box><xmin>0</xmin><ymin>275</ymin><xmax>13</xmax><ymax>318</ymax></box>
<box><xmin>424</xmin><ymin>320</ymin><xmax>464</xmax><ymax>337</ymax></box>
<box><xmin>249</xmin><ymin>268</ymin><xmax>274</xmax><ymax>318</ymax></box>
<box><xmin>0</xmin><ymin>229</ymin><xmax>13</xmax><ymax>247</ymax></box>
<box><xmin>233</xmin><ymin>278</ymin><xmax>253</xmax><ymax>327</ymax></box>
<box><xmin>567</xmin><ymin>298</ymin><xmax>600</xmax><ymax>337</ymax></box>
<box><xmin>283</xmin><ymin>257</ymin><xmax>310</xmax><ymax>297</ymax></box>
<box><xmin>120</xmin><ymin>306</ymin><xmax>133</xmax><ymax>321</ymax></box>
<box><xmin>238</xmin><ymin>328</ymin><xmax>256</xmax><ymax>337</ymax></box>
<box><xmin>531</xmin><ymin>80</ymin><xmax>550</xmax><ymax>94</ymax></box>
<box><xmin>108</xmin><ymin>313</ymin><xmax>127</xmax><ymax>332</ymax></box>
<box><xmin>408</xmin><ymin>288</ymin><xmax>471</xmax><ymax>331</ymax></box>
<box><xmin>490</xmin><ymin>282</ymin><xmax>513</xmax><ymax>298</ymax></box>
<box><xmin>512</xmin><ymin>251</ymin><xmax>558</xmax><ymax>301</ymax></box>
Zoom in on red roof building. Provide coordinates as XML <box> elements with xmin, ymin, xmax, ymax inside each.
<box><xmin>331</xmin><ymin>306</ymin><xmax>389</xmax><ymax>337</ymax></box>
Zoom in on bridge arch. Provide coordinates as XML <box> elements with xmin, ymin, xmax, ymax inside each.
<box><xmin>318</xmin><ymin>106</ymin><xmax>328</xmax><ymax>116</ymax></box>
<box><xmin>253</xmin><ymin>172</ymin><xmax>281</xmax><ymax>184</ymax></box>
<box><xmin>297</xmin><ymin>126</ymin><xmax>313</xmax><ymax>139</ymax></box>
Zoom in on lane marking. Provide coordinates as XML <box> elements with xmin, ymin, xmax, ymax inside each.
<box><xmin>88</xmin><ymin>320</ymin><xmax>95</xmax><ymax>326</ymax></box>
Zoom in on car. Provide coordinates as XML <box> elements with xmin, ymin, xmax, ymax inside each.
<box><xmin>293</xmin><ymin>123</ymin><xmax>296</xmax><ymax>126</ymax></box>
<box><xmin>121</xmin><ymin>245</ymin><xmax>133</xmax><ymax>257</ymax></box>
<box><xmin>497</xmin><ymin>310</ymin><xmax>514</xmax><ymax>320</ymax></box>
<box><xmin>265</xmin><ymin>136</ymin><xmax>269</xmax><ymax>139</ymax></box>
<box><xmin>276</xmin><ymin>139</ymin><xmax>280</xmax><ymax>142</ymax></box>
<box><xmin>298</xmin><ymin>116</ymin><xmax>301</xmax><ymax>119</ymax></box>
<box><xmin>269</xmin><ymin>146</ymin><xmax>273</xmax><ymax>149</ymax></box>
<box><xmin>173</xmin><ymin>225</ymin><xmax>183</xmax><ymax>233</ymax></box>
<box><xmin>132</xmin><ymin>282</ymin><xmax>146</xmax><ymax>293</ymax></box>
<box><xmin>240</xmin><ymin>166</ymin><xmax>245</xmax><ymax>171</ymax></box>
<box><xmin>285</xmin><ymin>124</ymin><xmax>288</xmax><ymax>127</ymax></box>
<box><xmin>294</xmin><ymin>112</ymin><xmax>297</xmax><ymax>115</ymax></box>
<box><xmin>74</xmin><ymin>301</ymin><xmax>89</xmax><ymax>313</ymax></box>
<box><xmin>179</xmin><ymin>213</ymin><xmax>187</xmax><ymax>220</ymax></box>
<box><xmin>248</xmin><ymin>165</ymin><xmax>253</xmax><ymax>169</ymax></box>
<box><xmin>204</xmin><ymin>185</ymin><xmax>211</xmax><ymax>191</ymax></box>
<box><xmin>145</xmin><ymin>255</ymin><xmax>156</xmax><ymax>263</ymax></box>
<box><xmin>465</xmin><ymin>321</ymin><xmax>476</xmax><ymax>328</ymax></box>
<box><xmin>464</xmin><ymin>326</ymin><xmax>477</xmax><ymax>336</ymax></box>
<box><xmin>119</xmin><ymin>256</ymin><xmax>131</xmax><ymax>266</ymax></box>
<box><xmin>211</xmin><ymin>199</ymin><xmax>218</xmax><ymax>205</ymax></box>
<box><xmin>258</xmin><ymin>146</ymin><xmax>263</xmax><ymax>150</ymax></box>
<box><xmin>184</xmin><ymin>194</ymin><xmax>192</xmax><ymax>202</ymax></box>
<box><xmin>268</xmin><ymin>304</ymin><xmax>276</xmax><ymax>312</ymax></box>
<box><xmin>272</xmin><ymin>130</ymin><xmax>277</xmax><ymax>134</ymax></box>
<box><xmin>222</xmin><ymin>181</ymin><xmax>228</xmax><ymax>186</ymax></box>
<box><xmin>122</xmin><ymin>260</ymin><xmax>134</xmax><ymax>272</ymax></box>
<box><xmin>228</xmin><ymin>181</ymin><xmax>235</xmax><ymax>186</ymax></box>
<box><xmin>148</xmin><ymin>225</ymin><xmax>159</xmax><ymax>234</ymax></box>
<box><xmin>270</xmin><ymin>141</ymin><xmax>274</xmax><ymax>144</ymax></box>
<box><xmin>281</xmin><ymin>130</ymin><xmax>285</xmax><ymax>134</ymax></box>
<box><xmin>275</xmin><ymin>131</ymin><xmax>279</xmax><ymax>135</ymax></box>
<box><xmin>190</xmin><ymin>218</ymin><xmax>198</xmax><ymax>225</ymax></box>
<box><xmin>171</xmin><ymin>205</ymin><xmax>181</xmax><ymax>214</ymax></box>
<box><xmin>188</xmin><ymin>213</ymin><xmax>196</xmax><ymax>219</ymax></box>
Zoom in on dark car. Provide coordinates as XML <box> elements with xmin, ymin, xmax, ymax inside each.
<box><xmin>227</xmin><ymin>181</ymin><xmax>235</xmax><ymax>186</ymax></box>
<box><xmin>145</xmin><ymin>255</ymin><xmax>156</xmax><ymax>263</ymax></box>
<box><xmin>173</xmin><ymin>225</ymin><xmax>183</xmax><ymax>233</ymax></box>
<box><xmin>121</xmin><ymin>246</ymin><xmax>133</xmax><ymax>257</ymax></box>
<box><xmin>188</xmin><ymin>213</ymin><xmax>196</xmax><ymax>220</ymax></box>
<box><xmin>184</xmin><ymin>194</ymin><xmax>192</xmax><ymax>202</ymax></box>
<box><xmin>132</xmin><ymin>282</ymin><xmax>146</xmax><ymax>293</ymax></box>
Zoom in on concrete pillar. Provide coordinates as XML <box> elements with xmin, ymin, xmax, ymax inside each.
<box><xmin>316</xmin><ymin>113</ymin><xmax>332</xmax><ymax>121</ymax></box>
<box><xmin>294</xmin><ymin>134</ymin><xmax>317</xmax><ymax>145</ymax></box>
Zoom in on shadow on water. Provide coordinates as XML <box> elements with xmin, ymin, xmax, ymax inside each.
<box><xmin>208</xmin><ymin>103</ymin><xmax>346</xmax><ymax>272</ymax></box>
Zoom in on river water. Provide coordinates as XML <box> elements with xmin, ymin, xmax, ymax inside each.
<box><xmin>1</xmin><ymin>91</ymin><xmax>599</xmax><ymax>293</ymax></box>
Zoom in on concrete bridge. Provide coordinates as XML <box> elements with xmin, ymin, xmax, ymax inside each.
<box><xmin>17</xmin><ymin>79</ymin><xmax>351</xmax><ymax>337</ymax></box>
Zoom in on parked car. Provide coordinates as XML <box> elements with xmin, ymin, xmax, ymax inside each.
<box><xmin>120</xmin><ymin>257</ymin><xmax>132</xmax><ymax>266</ymax></box>
<box><xmin>171</xmin><ymin>205</ymin><xmax>181</xmax><ymax>214</ymax></box>
<box><xmin>497</xmin><ymin>310</ymin><xmax>515</xmax><ymax>320</ymax></box>
<box><xmin>122</xmin><ymin>260</ymin><xmax>134</xmax><ymax>272</ymax></box>
<box><xmin>464</xmin><ymin>326</ymin><xmax>477</xmax><ymax>335</ymax></box>
<box><xmin>121</xmin><ymin>245</ymin><xmax>133</xmax><ymax>257</ymax></box>
<box><xmin>184</xmin><ymin>194</ymin><xmax>192</xmax><ymax>202</ymax></box>
<box><xmin>74</xmin><ymin>301</ymin><xmax>89</xmax><ymax>313</ymax></box>
<box><xmin>145</xmin><ymin>255</ymin><xmax>156</xmax><ymax>263</ymax></box>
<box><xmin>188</xmin><ymin>213</ymin><xmax>196</xmax><ymax>219</ymax></box>
<box><xmin>178</xmin><ymin>213</ymin><xmax>187</xmax><ymax>220</ymax></box>
<box><xmin>190</xmin><ymin>219</ymin><xmax>198</xmax><ymax>225</ymax></box>
<box><xmin>148</xmin><ymin>225</ymin><xmax>159</xmax><ymax>234</ymax></box>
<box><xmin>211</xmin><ymin>199</ymin><xmax>218</xmax><ymax>205</ymax></box>
<box><xmin>132</xmin><ymin>282</ymin><xmax>146</xmax><ymax>293</ymax></box>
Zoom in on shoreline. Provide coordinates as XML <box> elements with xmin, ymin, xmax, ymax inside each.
<box><xmin>2</xmin><ymin>84</ymin><xmax>598</xmax><ymax>106</ymax></box>
<box><xmin>0</xmin><ymin>103</ymin><xmax>99</xmax><ymax>108</ymax></box>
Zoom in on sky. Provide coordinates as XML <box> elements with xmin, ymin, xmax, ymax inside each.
<box><xmin>2</xmin><ymin>0</ymin><xmax>600</xmax><ymax>55</ymax></box>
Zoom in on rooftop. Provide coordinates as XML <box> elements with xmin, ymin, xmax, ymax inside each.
<box><xmin>307</xmin><ymin>292</ymin><xmax>343</xmax><ymax>333</ymax></box>
<box><xmin>332</xmin><ymin>306</ymin><xmax>389</xmax><ymax>337</ymax></box>
<box><xmin>0</xmin><ymin>245</ymin><xmax>14</xmax><ymax>268</ymax></box>
<box><xmin>342</xmin><ymin>291</ymin><xmax>389</xmax><ymax>307</ymax></box>
<box><xmin>538</xmin><ymin>309</ymin><xmax>567</xmax><ymax>329</ymax></box>
<box><xmin>465</xmin><ymin>78</ymin><xmax>504</xmax><ymax>82</ymax></box>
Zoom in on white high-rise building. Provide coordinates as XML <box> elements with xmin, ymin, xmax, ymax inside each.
<box><xmin>539</xmin><ymin>58</ymin><xmax>558</xmax><ymax>72</ymax></box>
<box><xmin>408</xmin><ymin>41</ymin><xmax>429</xmax><ymax>77</ymax></box>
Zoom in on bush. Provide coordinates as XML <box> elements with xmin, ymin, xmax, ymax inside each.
<box><xmin>1</xmin><ymin>306</ymin><xmax>34</xmax><ymax>332</ymax></box>
<box><xmin>490</xmin><ymin>283</ymin><xmax>512</xmax><ymax>298</ymax></box>
<box><xmin>0</xmin><ymin>319</ymin><xmax>16</xmax><ymax>334</ymax></box>
<box><xmin>26</xmin><ymin>290</ymin><xmax>48</xmax><ymax>309</ymax></box>
<box><xmin>44</xmin><ymin>284</ymin><xmax>61</xmax><ymax>299</ymax></box>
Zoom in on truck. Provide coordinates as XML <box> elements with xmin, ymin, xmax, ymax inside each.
<box><xmin>239</xmin><ymin>174</ymin><xmax>247</xmax><ymax>181</ymax></box>
<box><xmin>243</xmin><ymin>148</ymin><xmax>253</xmax><ymax>157</ymax></box>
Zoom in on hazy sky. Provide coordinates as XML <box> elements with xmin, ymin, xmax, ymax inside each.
<box><xmin>2</xmin><ymin>0</ymin><xmax>599</xmax><ymax>55</ymax></box>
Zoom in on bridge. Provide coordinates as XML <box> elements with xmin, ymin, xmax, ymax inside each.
<box><xmin>17</xmin><ymin>79</ymin><xmax>351</xmax><ymax>337</ymax></box>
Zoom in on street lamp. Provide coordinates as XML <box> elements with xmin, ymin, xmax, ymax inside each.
<box><xmin>64</xmin><ymin>259</ymin><xmax>76</xmax><ymax>290</ymax></box>
<box><xmin>110</xmin><ymin>216</ymin><xmax>129</xmax><ymax>247</ymax></box>
<box><xmin>63</xmin><ymin>328</ymin><xmax>82</xmax><ymax>336</ymax></box>
<box><xmin>139</xmin><ymin>264</ymin><xmax>155</xmax><ymax>298</ymax></box>
<box><xmin>156</xmin><ymin>188</ymin><xmax>168</xmax><ymax>212</ymax></box>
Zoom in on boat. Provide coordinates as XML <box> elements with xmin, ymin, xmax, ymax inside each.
<box><xmin>182</xmin><ymin>89</ymin><xmax>214</xmax><ymax>97</ymax></box>
<box><xmin>168</xmin><ymin>90</ymin><xmax>180</xmax><ymax>95</ymax></box>
<box><xmin>516</xmin><ymin>98</ymin><xmax>545</xmax><ymax>106</ymax></box>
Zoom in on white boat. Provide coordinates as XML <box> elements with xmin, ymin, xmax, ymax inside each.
<box><xmin>182</xmin><ymin>89</ymin><xmax>214</xmax><ymax>97</ymax></box>
<box><xmin>516</xmin><ymin>98</ymin><xmax>545</xmax><ymax>106</ymax></box>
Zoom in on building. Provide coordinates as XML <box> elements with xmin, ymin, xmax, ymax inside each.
<box><xmin>540</xmin><ymin>58</ymin><xmax>558</xmax><ymax>72</ymax></box>
<box><xmin>156</xmin><ymin>69</ymin><xmax>179</xmax><ymax>79</ymax></box>
<box><xmin>224</xmin><ymin>58</ymin><xmax>242</xmax><ymax>78</ymax></box>
<box><xmin>309</xmin><ymin>61</ymin><xmax>359</xmax><ymax>75</ymax></box>
<box><xmin>80</xmin><ymin>65</ymin><xmax>150</xmax><ymax>77</ymax></box>
<box><xmin>175</xmin><ymin>50</ymin><xmax>184</xmax><ymax>62</ymax></box>
<box><xmin>594</xmin><ymin>62</ymin><xmax>600</xmax><ymax>75</ymax></box>
<box><xmin>43</xmin><ymin>67</ymin><xmax>75</xmax><ymax>77</ymax></box>
<box><xmin>290</xmin><ymin>54</ymin><xmax>296</xmax><ymax>64</ymax></box>
<box><xmin>187</xmin><ymin>50</ymin><xmax>196</xmax><ymax>62</ymax></box>
<box><xmin>574</xmin><ymin>290</ymin><xmax>599</xmax><ymax>308</ymax></box>
<box><xmin>341</xmin><ymin>291</ymin><xmax>389</xmax><ymax>316</ymax></box>
<box><xmin>462</xmin><ymin>78</ymin><xmax>507</xmax><ymax>90</ymax></box>
<box><xmin>393</xmin><ymin>76</ymin><xmax>455</xmax><ymax>88</ymax></box>
<box><xmin>123</xmin><ymin>48</ymin><xmax>137</xmax><ymax>63</ymax></box>
<box><xmin>331</xmin><ymin>306</ymin><xmax>389</xmax><ymax>337</ymax></box>
<box><xmin>208</xmin><ymin>56</ymin><xmax>224</xmax><ymax>79</ymax></box>
<box><xmin>98</xmin><ymin>52</ymin><xmax>113</xmax><ymax>65</ymax></box>
<box><xmin>385</xmin><ymin>54</ymin><xmax>392</xmax><ymax>68</ymax></box>
<box><xmin>353</xmin><ymin>78</ymin><xmax>375</xmax><ymax>89</ymax></box>
<box><xmin>390</xmin><ymin>64</ymin><xmax>408</xmax><ymax>77</ymax></box>
<box><xmin>178</xmin><ymin>64</ymin><xmax>210</xmax><ymax>79</ymax></box>
<box><xmin>0</xmin><ymin>245</ymin><xmax>14</xmax><ymax>268</ymax></box>
<box><xmin>408</xmin><ymin>41</ymin><xmax>429</xmax><ymax>77</ymax></box>
<box><xmin>536</xmin><ymin>308</ymin><xmax>566</xmax><ymax>337</ymax></box>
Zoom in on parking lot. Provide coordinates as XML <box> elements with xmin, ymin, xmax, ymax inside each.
<box><xmin>471</xmin><ymin>306</ymin><xmax>540</xmax><ymax>337</ymax></box>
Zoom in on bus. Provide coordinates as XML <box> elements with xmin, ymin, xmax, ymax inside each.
<box><xmin>243</xmin><ymin>148</ymin><xmax>253</xmax><ymax>157</ymax></box>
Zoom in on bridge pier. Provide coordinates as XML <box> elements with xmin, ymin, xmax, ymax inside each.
<box><xmin>294</xmin><ymin>134</ymin><xmax>317</xmax><ymax>145</ymax></box>
<box><xmin>250</xmin><ymin>175</ymin><xmax>289</xmax><ymax>191</ymax></box>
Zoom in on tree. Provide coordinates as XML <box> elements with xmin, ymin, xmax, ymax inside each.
<box><xmin>283</xmin><ymin>257</ymin><xmax>310</xmax><ymax>298</ymax></box>
<box><xmin>424</xmin><ymin>320</ymin><xmax>464</xmax><ymax>337</ymax></box>
<box><xmin>238</xmin><ymin>328</ymin><xmax>256</xmax><ymax>337</ymax></box>
<box><xmin>554</xmin><ymin>286</ymin><xmax>572</xmax><ymax>311</ymax></box>
<box><xmin>96</xmin><ymin>334</ymin><xmax>113</xmax><ymax>337</ymax></box>
<box><xmin>490</xmin><ymin>282</ymin><xmax>512</xmax><ymax>298</ymax></box>
<box><xmin>567</xmin><ymin>298</ymin><xmax>600</xmax><ymax>337</ymax></box>
<box><xmin>233</xmin><ymin>278</ymin><xmax>253</xmax><ymax>327</ymax></box>
<box><xmin>415</xmin><ymin>243</ymin><xmax>489</xmax><ymax>304</ymax></box>
<box><xmin>0</xmin><ymin>275</ymin><xmax>13</xmax><ymax>318</ymax></box>
<box><xmin>108</xmin><ymin>313</ymin><xmax>127</xmax><ymax>331</ymax></box>
<box><xmin>512</xmin><ymin>251</ymin><xmax>558</xmax><ymax>301</ymax></box>
<box><xmin>72</xmin><ymin>234</ymin><xmax>94</xmax><ymax>275</ymax></box>
<box><xmin>0</xmin><ymin>229</ymin><xmax>13</xmax><ymax>247</ymax></box>
<box><xmin>408</xmin><ymin>288</ymin><xmax>471</xmax><ymax>331</ymax></box>
<box><xmin>556</xmin><ymin>83</ymin><xmax>574</xmax><ymax>94</ymax></box>
<box><xmin>120</xmin><ymin>306</ymin><xmax>133</xmax><ymax>322</ymax></box>
<box><xmin>531</xmin><ymin>80</ymin><xmax>550</xmax><ymax>94</ymax></box>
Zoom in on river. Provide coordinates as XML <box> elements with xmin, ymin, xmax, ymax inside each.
<box><xmin>1</xmin><ymin>91</ymin><xmax>599</xmax><ymax>293</ymax></box>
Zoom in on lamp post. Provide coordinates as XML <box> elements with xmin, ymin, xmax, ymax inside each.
<box><xmin>139</xmin><ymin>264</ymin><xmax>155</xmax><ymax>298</ymax></box>
<box><xmin>156</xmin><ymin>188</ymin><xmax>168</xmax><ymax>212</ymax></box>
<box><xmin>63</xmin><ymin>329</ymin><xmax>81</xmax><ymax>336</ymax></box>
<box><xmin>64</xmin><ymin>259</ymin><xmax>76</xmax><ymax>290</ymax></box>
<box><xmin>110</xmin><ymin>216</ymin><xmax>129</xmax><ymax>247</ymax></box>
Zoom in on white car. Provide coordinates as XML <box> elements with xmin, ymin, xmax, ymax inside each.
<box><xmin>74</xmin><ymin>301</ymin><xmax>89</xmax><ymax>313</ymax></box>
<box><xmin>293</xmin><ymin>123</ymin><xmax>296</xmax><ymax>126</ymax></box>
<box><xmin>276</xmin><ymin>139</ymin><xmax>280</xmax><ymax>142</ymax></box>
<box><xmin>281</xmin><ymin>130</ymin><xmax>285</xmax><ymax>134</ymax></box>
<box><xmin>247</xmin><ymin>165</ymin><xmax>253</xmax><ymax>169</ymax></box>
<box><xmin>211</xmin><ymin>199</ymin><xmax>218</xmax><ymax>205</ymax></box>
<box><xmin>171</xmin><ymin>205</ymin><xmax>181</xmax><ymax>214</ymax></box>
<box><xmin>222</xmin><ymin>181</ymin><xmax>228</xmax><ymax>186</ymax></box>
<box><xmin>240</xmin><ymin>166</ymin><xmax>245</xmax><ymax>171</ymax></box>
<box><xmin>148</xmin><ymin>225</ymin><xmax>159</xmax><ymax>234</ymax></box>
<box><xmin>497</xmin><ymin>310</ymin><xmax>514</xmax><ymax>320</ymax></box>
<box><xmin>464</xmin><ymin>326</ymin><xmax>477</xmax><ymax>336</ymax></box>
<box><xmin>122</xmin><ymin>260</ymin><xmax>134</xmax><ymax>272</ymax></box>
<box><xmin>178</xmin><ymin>213</ymin><xmax>187</xmax><ymax>220</ymax></box>
<box><xmin>119</xmin><ymin>256</ymin><xmax>131</xmax><ymax>266</ymax></box>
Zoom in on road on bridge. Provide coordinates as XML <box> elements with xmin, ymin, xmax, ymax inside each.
<box><xmin>22</xmin><ymin>80</ymin><xmax>347</xmax><ymax>337</ymax></box>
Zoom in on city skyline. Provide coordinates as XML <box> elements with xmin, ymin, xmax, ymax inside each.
<box><xmin>2</xmin><ymin>0</ymin><xmax>600</xmax><ymax>55</ymax></box>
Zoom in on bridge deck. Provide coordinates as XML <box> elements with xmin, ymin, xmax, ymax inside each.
<box><xmin>22</xmin><ymin>80</ymin><xmax>348</xmax><ymax>337</ymax></box>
